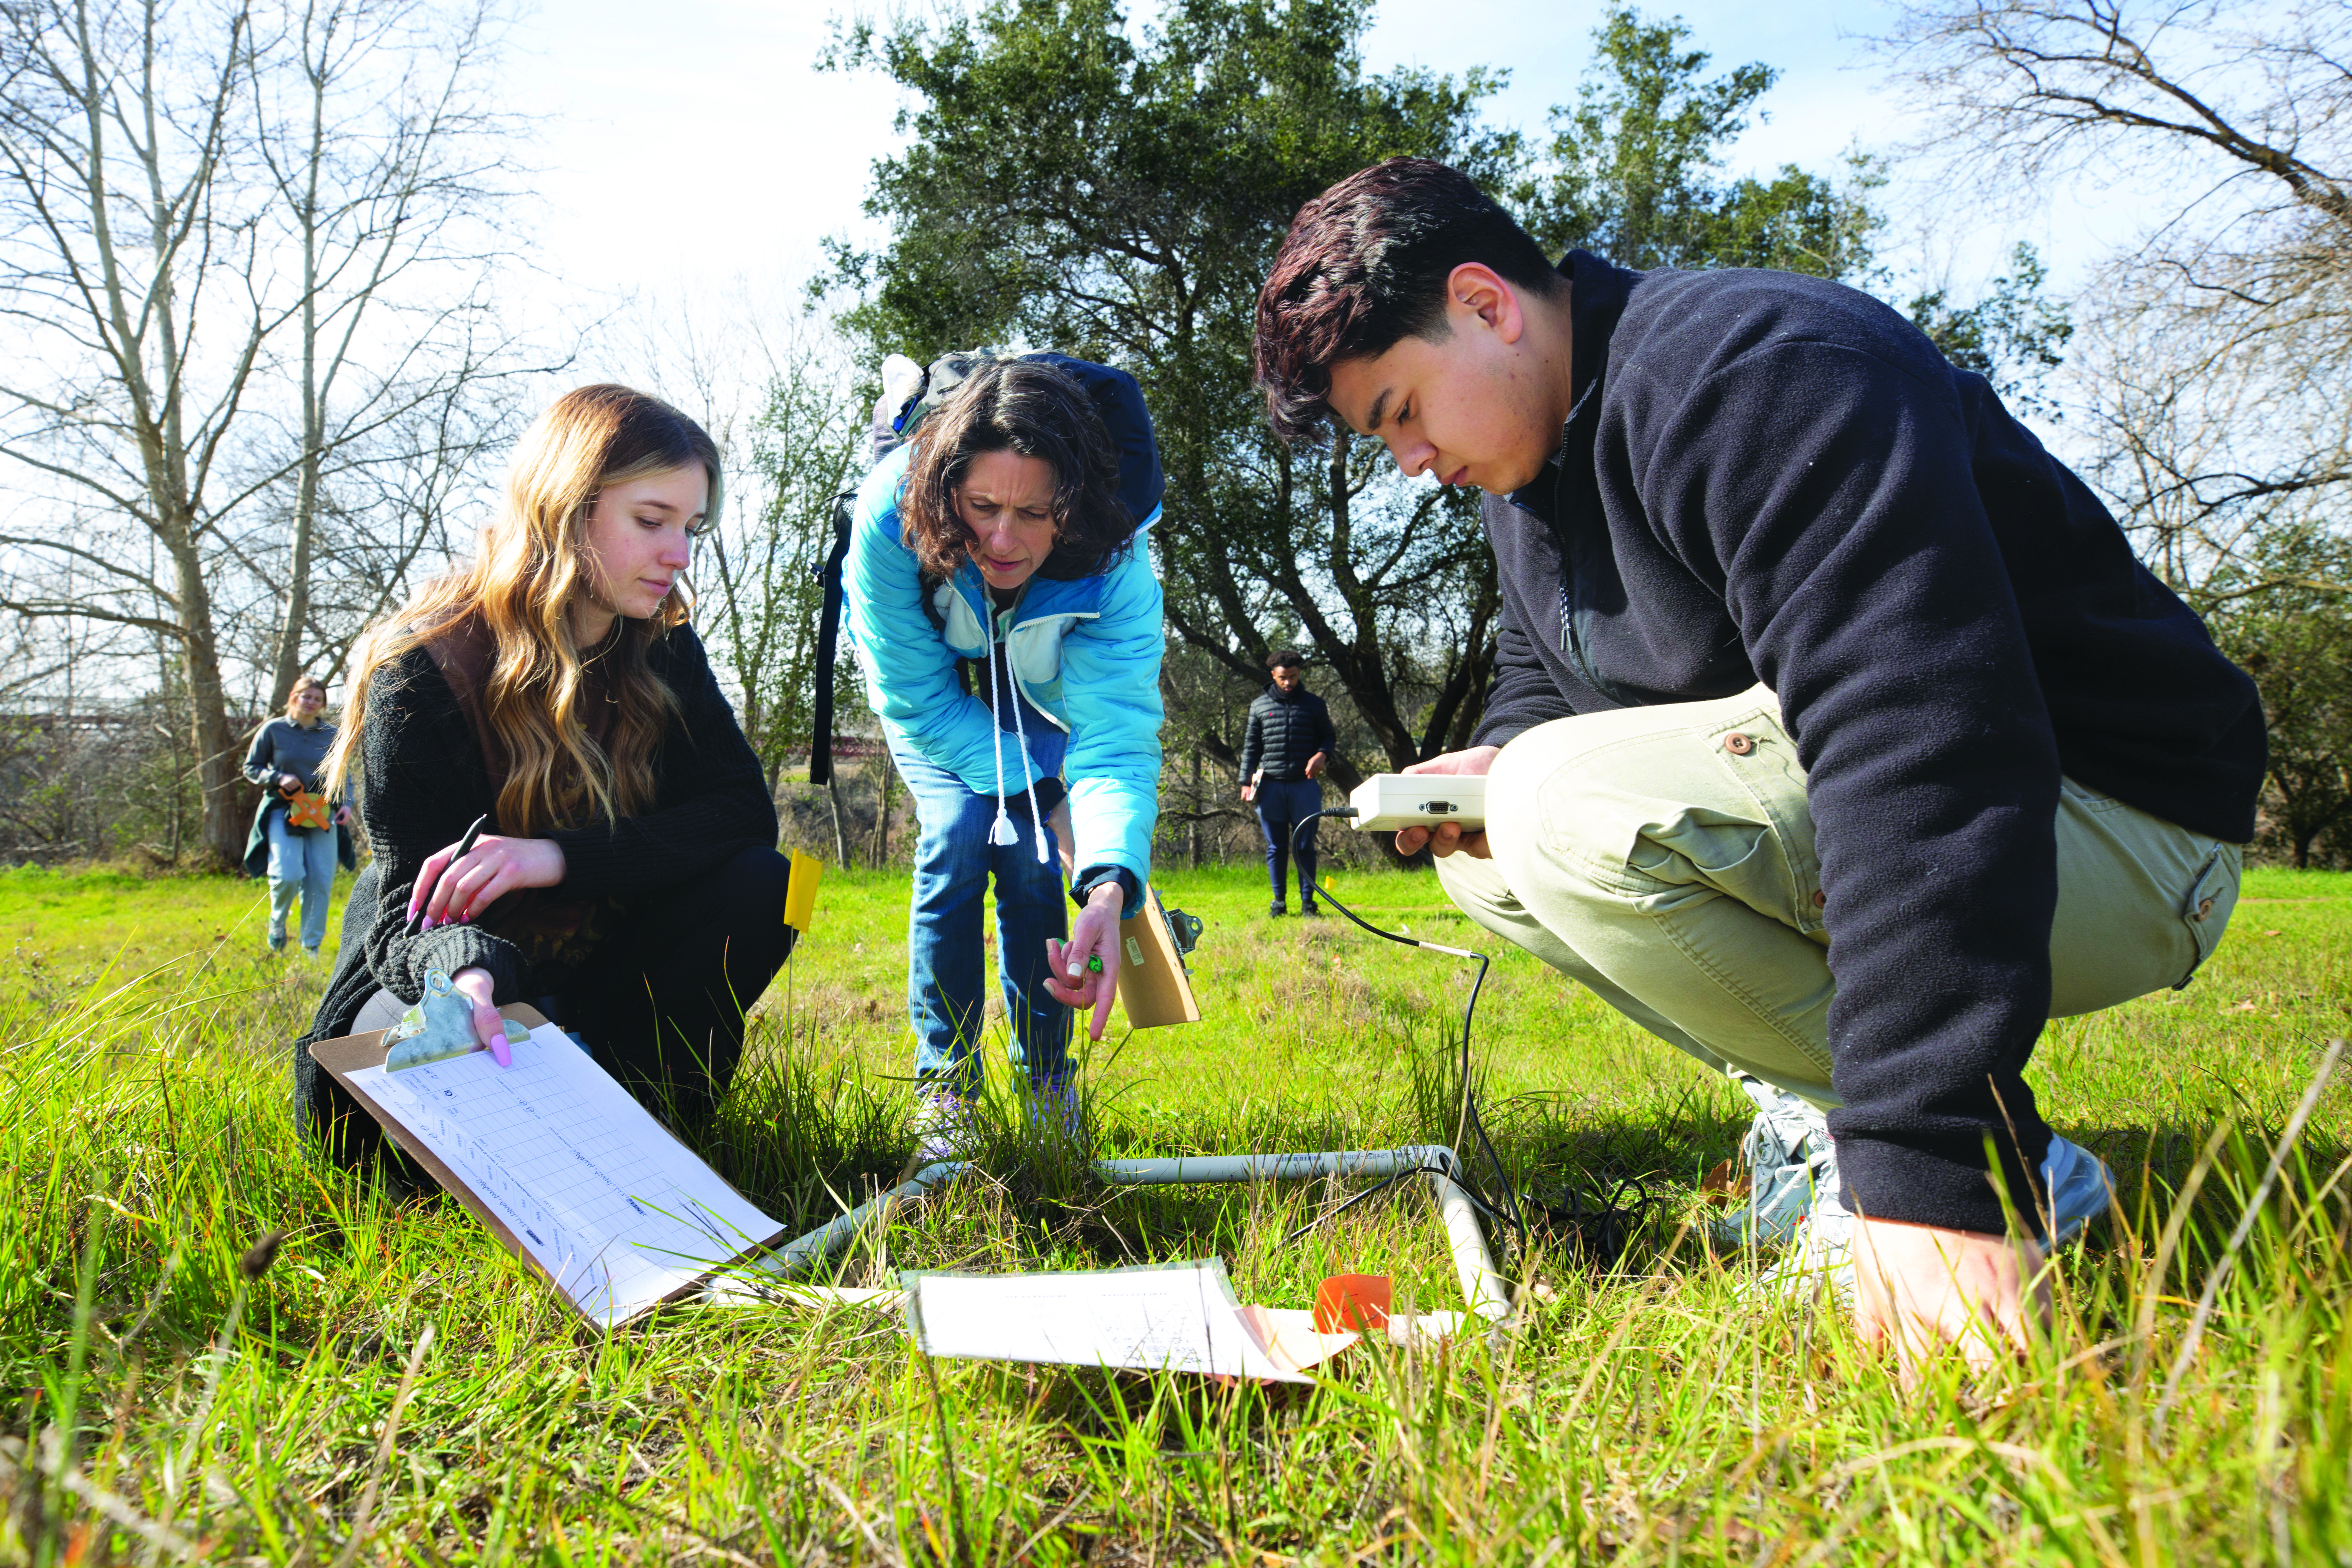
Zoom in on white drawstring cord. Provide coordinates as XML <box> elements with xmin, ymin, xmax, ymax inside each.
<box><xmin>1003</xmin><ymin>646</ymin><xmax>1049</xmax><ymax>865</ymax></box>
<box><xmin>983</xmin><ymin>612</ymin><xmax>1018</xmax><ymax>847</ymax></box>
<box><xmin>980</xmin><ymin>603</ymin><xmax>1050</xmax><ymax>863</ymax></box>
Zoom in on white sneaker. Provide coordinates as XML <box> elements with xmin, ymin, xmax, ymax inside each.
<box><xmin>909</xmin><ymin>1088</ymin><xmax>976</xmax><ymax>1166</ymax></box>
<box><xmin>1708</xmin><ymin>1074</ymin><xmax>1836</xmax><ymax>1249</ymax></box>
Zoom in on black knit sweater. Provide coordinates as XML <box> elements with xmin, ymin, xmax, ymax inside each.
<box><xmin>295</xmin><ymin>624</ymin><xmax>778</xmax><ymax>1139</ymax></box>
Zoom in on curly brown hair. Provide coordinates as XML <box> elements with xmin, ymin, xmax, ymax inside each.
<box><xmin>898</xmin><ymin>358</ymin><xmax>1132</xmax><ymax>582</ymax></box>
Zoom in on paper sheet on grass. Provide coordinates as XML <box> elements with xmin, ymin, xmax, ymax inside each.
<box><xmin>349</xmin><ymin>1023</ymin><xmax>782</xmax><ymax>1326</ymax></box>
<box><xmin>903</xmin><ymin>1258</ymin><xmax>1354</xmax><ymax>1383</ymax></box>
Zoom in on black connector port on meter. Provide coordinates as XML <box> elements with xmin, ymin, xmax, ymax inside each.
<box><xmin>1346</xmin><ymin>775</ymin><xmax>1489</xmax><ymax>833</ymax></box>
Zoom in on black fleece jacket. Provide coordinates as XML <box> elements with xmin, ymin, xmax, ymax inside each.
<box><xmin>1476</xmin><ymin>250</ymin><xmax>2265</xmax><ymax>1235</ymax></box>
<box><xmin>295</xmin><ymin>624</ymin><xmax>777</xmax><ymax>1143</ymax></box>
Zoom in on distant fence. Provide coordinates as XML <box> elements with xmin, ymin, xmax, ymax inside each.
<box><xmin>0</xmin><ymin>704</ymin><xmax>268</xmax><ymax>865</ymax></box>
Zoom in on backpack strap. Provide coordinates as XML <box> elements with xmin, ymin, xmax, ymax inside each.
<box><xmin>807</xmin><ymin>487</ymin><xmax>859</xmax><ymax>786</ymax></box>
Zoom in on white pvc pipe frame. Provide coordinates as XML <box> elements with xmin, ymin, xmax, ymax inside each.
<box><xmin>733</xmin><ymin>1143</ymin><xmax>1513</xmax><ymax>1323</ymax></box>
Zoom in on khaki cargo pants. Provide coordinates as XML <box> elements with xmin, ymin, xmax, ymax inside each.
<box><xmin>1438</xmin><ymin>686</ymin><xmax>2244</xmax><ymax>1107</ymax></box>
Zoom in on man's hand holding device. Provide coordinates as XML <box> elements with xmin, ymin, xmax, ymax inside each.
<box><xmin>1382</xmin><ymin>746</ymin><xmax>1499</xmax><ymax>859</ymax></box>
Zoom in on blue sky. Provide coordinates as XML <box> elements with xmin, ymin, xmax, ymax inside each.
<box><xmin>499</xmin><ymin>0</ymin><xmax>2139</xmax><ymax>320</ymax></box>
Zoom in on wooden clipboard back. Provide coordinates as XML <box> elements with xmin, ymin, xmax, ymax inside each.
<box><xmin>307</xmin><ymin>1007</ymin><xmax>778</xmax><ymax>1327</ymax></box>
<box><xmin>1114</xmin><ymin>886</ymin><xmax>1201</xmax><ymax>1029</ymax></box>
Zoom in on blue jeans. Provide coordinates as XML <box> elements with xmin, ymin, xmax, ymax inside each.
<box><xmin>1254</xmin><ymin>777</ymin><xmax>1324</xmax><ymax>906</ymax></box>
<box><xmin>894</xmin><ymin>733</ymin><xmax>1072</xmax><ymax>1093</ymax></box>
<box><xmin>266</xmin><ymin>808</ymin><xmax>337</xmax><ymax>952</ymax></box>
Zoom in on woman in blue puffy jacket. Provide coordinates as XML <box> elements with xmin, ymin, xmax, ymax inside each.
<box><xmin>844</xmin><ymin>353</ymin><xmax>1164</xmax><ymax>1153</ymax></box>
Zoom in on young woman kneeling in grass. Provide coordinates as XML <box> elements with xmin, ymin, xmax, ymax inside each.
<box><xmin>298</xmin><ymin>384</ymin><xmax>791</xmax><ymax>1167</ymax></box>
<box><xmin>846</xmin><ymin>355</ymin><xmax>1164</xmax><ymax>1157</ymax></box>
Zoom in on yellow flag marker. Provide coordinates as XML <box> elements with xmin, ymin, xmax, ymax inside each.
<box><xmin>783</xmin><ymin>851</ymin><xmax>823</xmax><ymax>933</ymax></box>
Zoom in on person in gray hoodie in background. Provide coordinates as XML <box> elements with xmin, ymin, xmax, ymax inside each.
<box><xmin>1238</xmin><ymin>649</ymin><xmax>1337</xmax><ymax>916</ymax></box>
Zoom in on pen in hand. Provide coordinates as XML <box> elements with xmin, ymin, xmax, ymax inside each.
<box><xmin>409</xmin><ymin>815</ymin><xmax>510</xmax><ymax>1066</ymax></box>
<box><xmin>408</xmin><ymin>813</ymin><xmax>489</xmax><ymax>936</ymax></box>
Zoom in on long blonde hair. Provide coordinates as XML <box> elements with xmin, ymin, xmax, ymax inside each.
<box><xmin>327</xmin><ymin>385</ymin><xmax>721</xmax><ymax>834</ymax></box>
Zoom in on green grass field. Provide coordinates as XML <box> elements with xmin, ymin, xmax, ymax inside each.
<box><xmin>4</xmin><ymin>857</ymin><xmax>2350</xmax><ymax>1564</ymax></box>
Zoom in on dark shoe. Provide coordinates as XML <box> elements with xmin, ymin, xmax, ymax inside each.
<box><xmin>1268</xmin><ymin>901</ymin><xmax>1287</xmax><ymax>917</ymax></box>
<box><xmin>1300</xmin><ymin>902</ymin><xmax>1323</xmax><ymax>917</ymax></box>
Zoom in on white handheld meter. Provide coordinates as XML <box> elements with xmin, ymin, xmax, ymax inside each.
<box><xmin>1346</xmin><ymin>773</ymin><xmax>1487</xmax><ymax>833</ymax></box>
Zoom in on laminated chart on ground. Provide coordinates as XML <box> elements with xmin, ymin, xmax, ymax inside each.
<box><xmin>350</xmin><ymin>1025</ymin><xmax>782</xmax><ymax>1326</ymax></box>
<box><xmin>904</xmin><ymin>1259</ymin><xmax>1311</xmax><ymax>1383</ymax></box>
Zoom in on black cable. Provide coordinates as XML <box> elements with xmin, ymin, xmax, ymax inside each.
<box><xmin>1289</xmin><ymin>807</ymin><xmax>1530</xmax><ymax>1249</ymax></box>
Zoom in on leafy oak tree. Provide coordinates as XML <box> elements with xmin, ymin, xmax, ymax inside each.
<box><xmin>820</xmin><ymin>0</ymin><xmax>1513</xmax><ymax>784</ymax></box>
<box><xmin>2206</xmin><ymin>529</ymin><xmax>2352</xmax><ymax>867</ymax></box>
<box><xmin>823</xmin><ymin>0</ymin><xmax>2062</xmax><ymax>800</ymax></box>
<box><xmin>1523</xmin><ymin>5</ymin><xmax>1880</xmax><ymax>280</ymax></box>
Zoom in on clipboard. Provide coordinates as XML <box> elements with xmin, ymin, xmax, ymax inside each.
<box><xmin>1115</xmin><ymin>886</ymin><xmax>1201</xmax><ymax>1028</ymax></box>
<box><xmin>310</xmin><ymin>1008</ymin><xmax>787</xmax><ymax>1327</ymax></box>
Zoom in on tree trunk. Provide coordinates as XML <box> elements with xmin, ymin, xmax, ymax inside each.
<box><xmin>169</xmin><ymin>527</ymin><xmax>245</xmax><ymax>869</ymax></box>
<box><xmin>826</xmin><ymin>773</ymin><xmax>850</xmax><ymax>867</ymax></box>
<box><xmin>1188</xmin><ymin>749</ymin><xmax>1202</xmax><ymax>869</ymax></box>
<box><xmin>871</xmin><ymin>749</ymin><xmax>897</xmax><ymax>867</ymax></box>
<box><xmin>272</xmin><ymin>192</ymin><xmax>323</xmax><ymax>707</ymax></box>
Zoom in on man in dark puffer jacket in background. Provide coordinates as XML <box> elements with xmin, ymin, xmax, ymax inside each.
<box><xmin>1253</xmin><ymin>158</ymin><xmax>2264</xmax><ymax>1377</ymax></box>
<box><xmin>1239</xmin><ymin>649</ymin><xmax>1338</xmax><ymax>916</ymax></box>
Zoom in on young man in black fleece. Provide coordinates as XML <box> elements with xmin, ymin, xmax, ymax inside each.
<box><xmin>1253</xmin><ymin>157</ymin><xmax>2264</xmax><ymax>1373</ymax></box>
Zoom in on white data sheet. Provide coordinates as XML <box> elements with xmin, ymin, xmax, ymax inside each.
<box><xmin>904</xmin><ymin>1259</ymin><xmax>1312</xmax><ymax>1383</ymax></box>
<box><xmin>350</xmin><ymin>1024</ymin><xmax>782</xmax><ymax>1326</ymax></box>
